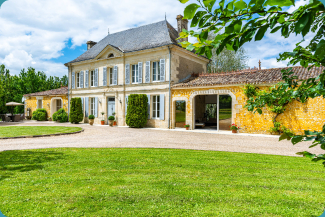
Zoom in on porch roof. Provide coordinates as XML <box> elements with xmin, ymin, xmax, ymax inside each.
<box><xmin>23</xmin><ymin>86</ymin><xmax>68</xmax><ymax>97</ymax></box>
<box><xmin>173</xmin><ymin>66</ymin><xmax>325</xmax><ymax>88</ymax></box>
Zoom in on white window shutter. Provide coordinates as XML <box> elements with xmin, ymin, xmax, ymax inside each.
<box><xmin>95</xmin><ymin>97</ymin><xmax>98</xmax><ymax>118</ymax></box>
<box><xmin>159</xmin><ymin>94</ymin><xmax>165</xmax><ymax>120</ymax></box>
<box><xmin>85</xmin><ymin>70</ymin><xmax>89</xmax><ymax>88</ymax></box>
<box><xmin>85</xmin><ymin>97</ymin><xmax>89</xmax><ymax>117</ymax></box>
<box><xmin>147</xmin><ymin>94</ymin><xmax>150</xmax><ymax>119</ymax></box>
<box><xmin>145</xmin><ymin>61</ymin><xmax>150</xmax><ymax>83</ymax></box>
<box><xmin>72</xmin><ymin>72</ymin><xmax>75</xmax><ymax>89</ymax></box>
<box><xmin>125</xmin><ymin>95</ymin><xmax>128</xmax><ymax>116</ymax></box>
<box><xmin>113</xmin><ymin>66</ymin><xmax>118</xmax><ymax>85</ymax></box>
<box><xmin>138</xmin><ymin>62</ymin><xmax>143</xmax><ymax>83</ymax></box>
<box><xmin>95</xmin><ymin>68</ymin><xmax>99</xmax><ymax>87</ymax></box>
<box><xmin>125</xmin><ymin>64</ymin><xmax>130</xmax><ymax>84</ymax></box>
<box><xmin>103</xmin><ymin>67</ymin><xmax>107</xmax><ymax>86</ymax></box>
<box><xmin>80</xmin><ymin>71</ymin><xmax>84</xmax><ymax>88</ymax></box>
<box><xmin>160</xmin><ymin>59</ymin><xmax>165</xmax><ymax>82</ymax></box>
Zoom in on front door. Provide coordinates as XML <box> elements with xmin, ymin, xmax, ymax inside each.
<box><xmin>107</xmin><ymin>98</ymin><xmax>115</xmax><ymax>118</ymax></box>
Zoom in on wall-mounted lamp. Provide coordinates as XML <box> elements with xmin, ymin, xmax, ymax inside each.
<box><xmin>98</xmin><ymin>99</ymin><xmax>102</xmax><ymax>104</ymax></box>
<box><xmin>118</xmin><ymin>97</ymin><xmax>122</xmax><ymax>104</ymax></box>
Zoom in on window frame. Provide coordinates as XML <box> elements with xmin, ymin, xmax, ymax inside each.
<box><xmin>152</xmin><ymin>95</ymin><xmax>160</xmax><ymax>119</ymax></box>
<box><xmin>132</xmin><ymin>64</ymin><xmax>139</xmax><ymax>84</ymax></box>
<box><xmin>90</xmin><ymin>70</ymin><xmax>95</xmax><ymax>87</ymax></box>
<box><xmin>90</xmin><ymin>98</ymin><xmax>95</xmax><ymax>115</ymax></box>
<box><xmin>109</xmin><ymin>68</ymin><xmax>113</xmax><ymax>85</ymax></box>
<box><xmin>76</xmin><ymin>72</ymin><xmax>80</xmax><ymax>88</ymax></box>
<box><xmin>152</xmin><ymin>61</ymin><xmax>161</xmax><ymax>82</ymax></box>
<box><xmin>37</xmin><ymin>99</ymin><xmax>42</xmax><ymax>109</ymax></box>
<box><xmin>56</xmin><ymin>99</ymin><xmax>62</xmax><ymax>112</ymax></box>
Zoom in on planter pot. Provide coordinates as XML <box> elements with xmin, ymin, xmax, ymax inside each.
<box><xmin>232</xmin><ymin>129</ymin><xmax>238</xmax><ymax>133</ymax></box>
<box><xmin>113</xmin><ymin>121</ymin><xmax>117</xmax><ymax>126</ymax></box>
<box><xmin>89</xmin><ymin>119</ymin><xmax>94</xmax><ymax>126</ymax></box>
<box><xmin>101</xmin><ymin>121</ymin><xmax>105</xmax><ymax>125</ymax></box>
<box><xmin>186</xmin><ymin>127</ymin><xmax>189</xmax><ymax>130</ymax></box>
<box><xmin>108</xmin><ymin>120</ymin><xmax>114</xmax><ymax>127</ymax></box>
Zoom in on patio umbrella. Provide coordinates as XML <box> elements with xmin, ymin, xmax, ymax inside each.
<box><xmin>6</xmin><ymin>102</ymin><xmax>24</xmax><ymax>115</ymax></box>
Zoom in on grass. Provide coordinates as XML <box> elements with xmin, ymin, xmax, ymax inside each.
<box><xmin>176</xmin><ymin>110</ymin><xmax>186</xmax><ymax>122</ymax></box>
<box><xmin>0</xmin><ymin>148</ymin><xmax>324</xmax><ymax>216</ymax></box>
<box><xmin>0</xmin><ymin>126</ymin><xmax>82</xmax><ymax>138</ymax></box>
<box><xmin>219</xmin><ymin>108</ymin><xmax>231</xmax><ymax>120</ymax></box>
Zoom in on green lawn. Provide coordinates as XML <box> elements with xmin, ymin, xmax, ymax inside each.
<box><xmin>219</xmin><ymin>108</ymin><xmax>231</xmax><ymax>120</ymax></box>
<box><xmin>0</xmin><ymin>148</ymin><xmax>324</xmax><ymax>216</ymax></box>
<box><xmin>0</xmin><ymin>126</ymin><xmax>82</xmax><ymax>138</ymax></box>
<box><xmin>176</xmin><ymin>110</ymin><xmax>186</xmax><ymax>122</ymax></box>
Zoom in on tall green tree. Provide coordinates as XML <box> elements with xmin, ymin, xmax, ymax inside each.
<box><xmin>178</xmin><ymin>0</ymin><xmax>325</xmax><ymax>166</ymax></box>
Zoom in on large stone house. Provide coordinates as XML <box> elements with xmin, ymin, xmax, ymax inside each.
<box><xmin>64</xmin><ymin>15</ymin><xmax>209</xmax><ymax>127</ymax></box>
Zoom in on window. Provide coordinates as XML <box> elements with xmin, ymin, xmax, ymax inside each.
<box><xmin>90</xmin><ymin>70</ymin><xmax>95</xmax><ymax>87</ymax></box>
<box><xmin>76</xmin><ymin>72</ymin><xmax>80</xmax><ymax>88</ymax></box>
<box><xmin>152</xmin><ymin>95</ymin><xmax>160</xmax><ymax>119</ymax></box>
<box><xmin>37</xmin><ymin>99</ymin><xmax>42</xmax><ymax>109</ymax></box>
<box><xmin>153</xmin><ymin>62</ymin><xmax>160</xmax><ymax>81</ymax></box>
<box><xmin>108</xmin><ymin>53</ymin><xmax>114</xmax><ymax>58</ymax></box>
<box><xmin>90</xmin><ymin>98</ymin><xmax>95</xmax><ymax>115</ymax></box>
<box><xmin>109</xmin><ymin>68</ymin><xmax>113</xmax><ymax>85</ymax></box>
<box><xmin>56</xmin><ymin>99</ymin><xmax>62</xmax><ymax>112</ymax></box>
<box><xmin>132</xmin><ymin>64</ymin><xmax>139</xmax><ymax>83</ymax></box>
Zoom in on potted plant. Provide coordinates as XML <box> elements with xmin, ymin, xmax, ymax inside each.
<box><xmin>48</xmin><ymin>117</ymin><xmax>52</xmax><ymax>121</ymax></box>
<box><xmin>230</xmin><ymin>123</ymin><xmax>240</xmax><ymax>133</ymax></box>
<box><xmin>89</xmin><ymin>114</ymin><xmax>95</xmax><ymax>126</ymax></box>
<box><xmin>101</xmin><ymin>112</ymin><xmax>105</xmax><ymax>125</ymax></box>
<box><xmin>108</xmin><ymin>115</ymin><xmax>115</xmax><ymax>126</ymax></box>
<box><xmin>112</xmin><ymin>112</ymin><xmax>117</xmax><ymax>126</ymax></box>
<box><xmin>184</xmin><ymin>124</ymin><xmax>190</xmax><ymax>130</ymax></box>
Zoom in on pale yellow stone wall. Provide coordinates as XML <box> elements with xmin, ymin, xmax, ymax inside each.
<box><xmin>25</xmin><ymin>95</ymin><xmax>68</xmax><ymax>119</ymax></box>
<box><xmin>172</xmin><ymin>85</ymin><xmax>325</xmax><ymax>134</ymax></box>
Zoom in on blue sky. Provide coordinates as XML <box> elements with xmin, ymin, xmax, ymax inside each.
<box><xmin>0</xmin><ymin>0</ymin><xmax>308</xmax><ymax>77</ymax></box>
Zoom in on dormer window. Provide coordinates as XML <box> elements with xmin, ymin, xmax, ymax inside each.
<box><xmin>108</xmin><ymin>53</ymin><xmax>114</xmax><ymax>58</ymax></box>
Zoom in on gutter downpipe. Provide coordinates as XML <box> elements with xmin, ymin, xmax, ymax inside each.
<box><xmin>68</xmin><ymin>65</ymin><xmax>70</xmax><ymax>118</ymax></box>
<box><xmin>168</xmin><ymin>45</ymin><xmax>172</xmax><ymax>129</ymax></box>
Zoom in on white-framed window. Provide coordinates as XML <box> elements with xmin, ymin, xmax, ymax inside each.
<box><xmin>37</xmin><ymin>99</ymin><xmax>42</xmax><ymax>109</ymax></box>
<box><xmin>109</xmin><ymin>68</ymin><xmax>113</xmax><ymax>85</ymax></box>
<box><xmin>56</xmin><ymin>99</ymin><xmax>62</xmax><ymax>111</ymax></box>
<box><xmin>90</xmin><ymin>98</ymin><xmax>95</xmax><ymax>115</ymax></box>
<box><xmin>76</xmin><ymin>72</ymin><xmax>80</xmax><ymax>88</ymax></box>
<box><xmin>152</xmin><ymin>95</ymin><xmax>160</xmax><ymax>119</ymax></box>
<box><xmin>132</xmin><ymin>64</ymin><xmax>139</xmax><ymax>83</ymax></box>
<box><xmin>153</xmin><ymin>61</ymin><xmax>160</xmax><ymax>82</ymax></box>
<box><xmin>90</xmin><ymin>70</ymin><xmax>95</xmax><ymax>87</ymax></box>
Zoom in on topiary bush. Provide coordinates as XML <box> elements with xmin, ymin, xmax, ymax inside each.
<box><xmin>126</xmin><ymin>94</ymin><xmax>148</xmax><ymax>128</ymax></box>
<box><xmin>53</xmin><ymin>108</ymin><xmax>68</xmax><ymax>123</ymax></box>
<box><xmin>108</xmin><ymin>116</ymin><xmax>115</xmax><ymax>120</ymax></box>
<box><xmin>32</xmin><ymin>108</ymin><xmax>47</xmax><ymax>121</ymax></box>
<box><xmin>69</xmin><ymin>98</ymin><xmax>83</xmax><ymax>124</ymax></box>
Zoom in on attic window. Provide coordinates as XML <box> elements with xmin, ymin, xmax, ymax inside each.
<box><xmin>108</xmin><ymin>53</ymin><xmax>114</xmax><ymax>58</ymax></box>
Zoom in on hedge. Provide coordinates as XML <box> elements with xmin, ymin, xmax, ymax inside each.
<box><xmin>126</xmin><ymin>94</ymin><xmax>148</xmax><ymax>128</ymax></box>
<box><xmin>53</xmin><ymin>108</ymin><xmax>68</xmax><ymax>123</ymax></box>
<box><xmin>32</xmin><ymin>108</ymin><xmax>47</xmax><ymax>121</ymax></box>
<box><xmin>69</xmin><ymin>98</ymin><xmax>83</xmax><ymax>124</ymax></box>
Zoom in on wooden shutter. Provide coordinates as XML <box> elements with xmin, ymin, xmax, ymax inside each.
<box><xmin>103</xmin><ymin>67</ymin><xmax>107</xmax><ymax>86</ymax></box>
<box><xmin>81</xmin><ymin>97</ymin><xmax>84</xmax><ymax>113</ymax></box>
<box><xmin>72</xmin><ymin>72</ymin><xmax>75</xmax><ymax>89</ymax></box>
<box><xmin>85</xmin><ymin>97</ymin><xmax>89</xmax><ymax>117</ymax></box>
<box><xmin>113</xmin><ymin>65</ymin><xmax>118</xmax><ymax>85</ymax></box>
<box><xmin>125</xmin><ymin>95</ymin><xmax>128</xmax><ymax>116</ymax></box>
<box><xmin>95</xmin><ymin>97</ymin><xmax>98</xmax><ymax>118</ymax></box>
<box><xmin>125</xmin><ymin>64</ymin><xmax>130</xmax><ymax>84</ymax></box>
<box><xmin>85</xmin><ymin>70</ymin><xmax>89</xmax><ymax>88</ymax></box>
<box><xmin>95</xmin><ymin>68</ymin><xmax>99</xmax><ymax>87</ymax></box>
<box><xmin>147</xmin><ymin>94</ymin><xmax>150</xmax><ymax>119</ymax></box>
<box><xmin>159</xmin><ymin>94</ymin><xmax>165</xmax><ymax>120</ymax></box>
<box><xmin>80</xmin><ymin>71</ymin><xmax>84</xmax><ymax>88</ymax></box>
<box><xmin>138</xmin><ymin>62</ymin><xmax>143</xmax><ymax>83</ymax></box>
<box><xmin>145</xmin><ymin>61</ymin><xmax>150</xmax><ymax>83</ymax></box>
<box><xmin>160</xmin><ymin>59</ymin><xmax>165</xmax><ymax>82</ymax></box>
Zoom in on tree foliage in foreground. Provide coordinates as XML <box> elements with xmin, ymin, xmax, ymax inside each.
<box><xmin>0</xmin><ymin>64</ymin><xmax>68</xmax><ymax>114</ymax></box>
<box><xmin>178</xmin><ymin>0</ymin><xmax>325</xmax><ymax>166</ymax></box>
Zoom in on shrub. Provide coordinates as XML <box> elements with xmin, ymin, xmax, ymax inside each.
<box><xmin>89</xmin><ymin>114</ymin><xmax>95</xmax><ymax>119</ymax></box>
<box><xmin>126</xmin><ymin>94</ymin><xmax>148</xmax><ymax>128</ymax></box>
<box><xmin>32</xmin><ymin>108</ymin><xmax>47</xmax><ymax>121</ymax></box>
<box><xmin>53</xmin><ymin>108</ymin><xmax>68</xmax><ymax>123</ymax></box>
<box><xmin>108</xmin><ymin>116</ymin><xmax>115</xmax><ymax>120</ymax></box>
<box><xmin>69</xmin><ymin>98</ymin><xmax>83</xmax><ymax>124</ymax></box>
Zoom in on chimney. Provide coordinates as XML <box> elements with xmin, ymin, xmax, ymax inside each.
<box><xmin>86</xmin><ymin>41</ymin><xmax>97</xmax><ymax>50</ymax></box>
<box><xmin>176</xmin><ymin>15</ymin><xmax>188</xmax><ymax>42</ymax></box>
<box><xmin>258</xmin><ymin>60</ymin><xmax>261</xmax><ymax>70</ymax></box>
<box><xmin>108</xmin><ymin>28</ymin><xmax>110</xmax><ymax>35</ymax></box>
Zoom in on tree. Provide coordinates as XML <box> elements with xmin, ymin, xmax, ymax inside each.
<box><xmin>207</xmin><ymin>32</ymin><xmax>248</xmax><ymax>73</ymax></box>
<box><xmin>178</xmin><ymin>0</ymin><xmax>325</xmax><ymax>166</ymax></box>
<box><xmin>126</xmin><ymin>94</ymin><xmax>148</xmax><ymax>128</ymax></box>
<box><xmin>69</xmin><ymin>98</ymin><xmax>83</xmax><ymax>124</ymax></box>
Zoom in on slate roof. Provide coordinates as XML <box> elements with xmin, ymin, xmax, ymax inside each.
<box><xmin>24</xmin><ymin>86</ymin><xmax>68</xmax><ymax>97</ymax></box>
<box><xmin>173</xmin><ymin>66</ymin><xmax>325</xmax><ymax>88</ymax></box>
<box><xmin>67</xmin><ymin>20</ymin><xmax>179</xmax><ymax>64</ymax></box>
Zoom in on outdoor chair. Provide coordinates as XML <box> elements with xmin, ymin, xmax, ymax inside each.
<box><xmin>0</xmin><ymin>115</ymin><xmax>5</xmax><ymax>122</ymax></box>
<box><xmin>4</xmin><ymin>115</ymin><xmax>11</xmax><ymax>122</ymax></box>
<box><xmin>13</xmin><ymin>115</ymin><xmax>21</xmax><ymax>122</ymax></box>
<box><xmin>20</xmin><ymin>114</ymin><xmax>24</xmax><ymax>121</ymax></box>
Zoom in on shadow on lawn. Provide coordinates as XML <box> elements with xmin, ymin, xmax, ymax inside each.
<box><xmin>0</xmin><ymin>150</ymin><xmax>65</xmax><ymax>181</ymax></box>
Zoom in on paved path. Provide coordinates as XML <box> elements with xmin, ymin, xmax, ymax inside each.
<box><xmin>0</xmin><ymin>122</ymin><xmax>322</xmax><ymax>157</ymax></box>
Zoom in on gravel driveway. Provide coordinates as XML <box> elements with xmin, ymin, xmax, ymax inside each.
<box><xmin>0</xmin><ymin>122</ymin><xmax>322</xmax><ymax>157</ymax></box>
